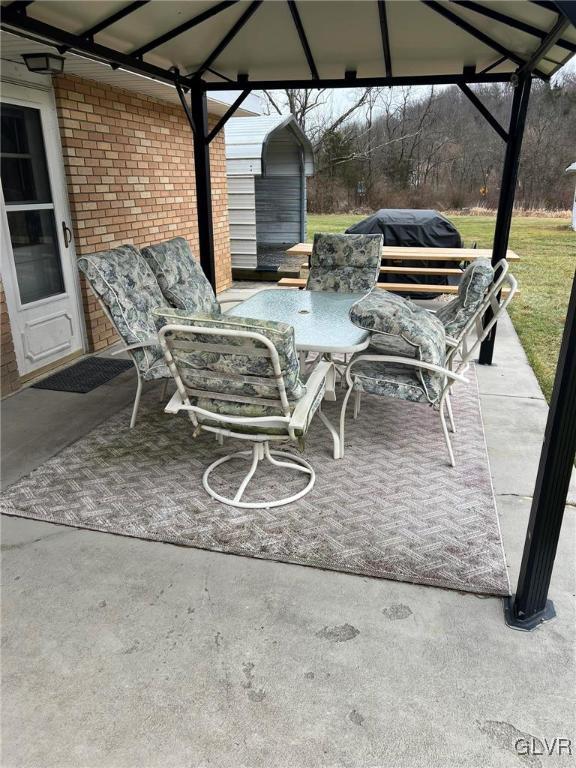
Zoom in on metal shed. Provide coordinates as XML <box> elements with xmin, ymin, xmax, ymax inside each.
<box><xmin>225</xmin><ymin>115</ymin><xmax>314</xmax><ymax>271</ymax></box>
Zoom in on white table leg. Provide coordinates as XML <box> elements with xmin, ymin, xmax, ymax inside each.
<box><xmin>324</xmin><ymin>361</ymin><xmax>337</xmax><ymax>401</ymax></box>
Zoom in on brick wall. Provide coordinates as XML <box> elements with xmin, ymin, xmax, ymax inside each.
<box><xmin>0</xmin><ymin>278</ymin><xmax>21</xmax><ymax>397</ymax></box>
<box><xmin>53</xmin><ymin>74</ymin><xmax>232</xmax><ymax>352</ymax></box>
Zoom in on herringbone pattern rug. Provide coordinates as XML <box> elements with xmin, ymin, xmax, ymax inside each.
<box><xmin>1</xmin><ymin>367</ymin><xmax>509</xmax><ymax>595</ymax></box>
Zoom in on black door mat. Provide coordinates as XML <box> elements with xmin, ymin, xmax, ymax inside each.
<box><xmin>32</xmin><ymin>357</ymin><xmax>133</xmax><ymax>394</ymax></box>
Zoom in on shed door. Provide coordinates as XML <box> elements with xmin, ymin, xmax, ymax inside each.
<box><xmin>254</xmin><ymin>175</ymin><xmax>303</xmax><ymax>250</ymax></box>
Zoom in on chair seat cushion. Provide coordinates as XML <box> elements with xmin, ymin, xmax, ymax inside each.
<box><xmin>141</xmin><ymin>237</ymin><xmax>220</xmax><ymax>315</ymax></box>
<box><xmin>350</xmin><ymin>359</ymin><xmax>433</xmax><ymax>404</ymax></box>
<box><xmin>194</xmin><ymin>377</ymin><xmax>325</xmax><ymax>437</ymax></box>
<box><xmin>142</xmin><ymin>359</ymin><xmax>171</xmax><ymax>381</ymax></box>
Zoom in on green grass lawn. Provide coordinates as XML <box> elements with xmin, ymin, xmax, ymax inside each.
<box><xmin>307</xmin><ymin>213</ymin><xmax>575</xmax><ymax>400</ymax></box>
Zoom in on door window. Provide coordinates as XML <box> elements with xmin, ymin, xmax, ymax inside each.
<box><xmin>1</xmin><ymin>104</ymin><xmax>64</xmax><ymax>304</ymax></box>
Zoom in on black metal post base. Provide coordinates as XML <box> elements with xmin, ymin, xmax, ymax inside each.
<box><xmin>503</xmin><ymin>596</ymin><xmax>556</xmax><ymax>631</ymax></box>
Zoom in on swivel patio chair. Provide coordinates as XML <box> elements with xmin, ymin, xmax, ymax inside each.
<box><xmin>339</xmin><ymin>263</ymin><xmax>517</xmax><ymax>466</ymax></box>
<box><xmin>154</xmin><ymin>307</ymin><xmax>339</xmax><ymax>509</ymax></box>
<box><xmin>78</xmin><ymin>245</ymin><xmax>171</xmax><ymax>428</ymax></box>
<box><xmin>306</xmin><ymin>233</ymin><xmax>382</xmax><ymax>294</ymax></box>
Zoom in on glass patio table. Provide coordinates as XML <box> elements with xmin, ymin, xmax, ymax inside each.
<box><xmin>229</xmin><ymin>289</ymin><xmax>370</xmax><ymax>407</ymax></box>
<box><xmin>228</xmin><ymin>288</ymin><xmax>370</xmax><ymax>355</ymax></box>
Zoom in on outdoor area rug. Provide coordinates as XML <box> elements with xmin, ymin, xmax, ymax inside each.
<box><xmin>31</xmin><ymin>357</ymin><xmax>132</xmax><ymax>393</ymax></box>
<box><xmin>1</xmin><ymin>366</ymin><xmax>509</xmax><ymax>596</ymax></box>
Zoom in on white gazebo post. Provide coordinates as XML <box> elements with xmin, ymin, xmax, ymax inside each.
<box><xmin>566</xmin><ymin>163</ymin><xmax>576</xmax><ymax>231</ymax></box>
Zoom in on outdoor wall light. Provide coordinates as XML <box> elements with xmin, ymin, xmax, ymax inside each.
<box><xmin>22</xmin><ymin>53</ymin><xmax>65</xmax><ymax>75</ymax></box>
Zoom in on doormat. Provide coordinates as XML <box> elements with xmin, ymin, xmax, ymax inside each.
<box><xmin>31</xmin><ymin>357</ymin><xmax>133</xmax><ymax>394</ymax></box>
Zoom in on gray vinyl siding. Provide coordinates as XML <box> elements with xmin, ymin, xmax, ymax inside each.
<box><xmin>255</xmin><ymin>176</ymin><xmax>302</xmax><ymax>245</ymax></box>
<box><xmin>227</xmin><ymin>175</ymin><xmax>257</xmax><ymax>268</ymax></box>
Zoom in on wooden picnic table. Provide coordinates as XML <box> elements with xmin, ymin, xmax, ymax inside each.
<box><xmin>279</xmin><ymin>243</ymin><xmax>520</xmax><ymax>294</ymax></box>
<box><xmin>285</xmin><ymin>243</ymin><xmax>520</xmax><ymax>263</ymax></box>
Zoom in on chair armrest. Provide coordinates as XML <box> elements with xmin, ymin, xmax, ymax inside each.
<box><xmin>111</xmin><ymin>338</ymin><xmax>158</xmax><ymax>356</ymax></box>
<box><xmin>165</xmin><ymin>389</ymin><xmax>185</xmax><ymax>414</ymax></box>
<box><xmin>219</xmin><ymin>290</ymin><xmax>271</xmax><ymax>312</ymax></box>
<box><xmin>345</xmin><ymin>354</ymin><xmax>467</xmax><ymax>387</ymax></box>
<box><xmin>219</xmin><ymin>297</ymin><xmax>247</xmax><ymax>314</ymax></box>
<box><xmin>219</xmin><ymin>298</ymin><xmax>243</xmax><ymax>307</ymax></box>
<box><xmin>290</xmin><ymin>360</ymin><xmax>333</xmax><ymax>433</ymax></box>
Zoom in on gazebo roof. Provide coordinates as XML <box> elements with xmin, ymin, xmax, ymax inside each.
<box><xmin>0</xmin><ymin>29</ymin><xmax>257</xmax><ymax>115</ymax></box>
<box><xmin>1</xmin><ymin>1</ymin><xmax>575</xmax><ymax>91</ymax></box>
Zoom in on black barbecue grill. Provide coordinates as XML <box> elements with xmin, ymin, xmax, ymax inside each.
<box><xmin>346</xmin><ymin>209</ymin><xmax>463</xmax><ymax>299</ymax></box>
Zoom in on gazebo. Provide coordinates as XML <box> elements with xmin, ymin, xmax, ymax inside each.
<box><xmin>1</xmin><ymin>0</ymin><xmax>574</xmax><ymax>631</ymax></box>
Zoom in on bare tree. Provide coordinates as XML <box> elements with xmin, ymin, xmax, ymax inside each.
<box><xmin>262</xmin><ymin>77</ymin><xmax>576</xmax><ymax>213</ymax></box>
<box><xmin>262</xmin><ymin>88</ymin><xmax>373</xmax><ymax>147</ymax></box>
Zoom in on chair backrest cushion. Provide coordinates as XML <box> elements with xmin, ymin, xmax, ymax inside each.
<box><xmin>78</xmin><ymin>244</ymin><xmax>166</xmax><ymax>375</ymax></box>
<box><xmin>153</xmin><ymin>307</ymin><xmax>305</xmax><ymax>404</ymax></box>
<box><xmin>436</xmin><ymin>259</ymin><xmax>494</xmax><ymax>337</ymax></box>
<box><xmin>141</xmin><ymin>236</ymin><xmax>219</xmax><ymax>314</ymax></box>
<box><xmin>350</xmin><ymin>289</ymin><xmax>446</xmax><ymax>402</ymax></box>
<box><xmin>306</xmin><ymin>233</ymin><xmax>382</xmax><ymax>293</ymax></box>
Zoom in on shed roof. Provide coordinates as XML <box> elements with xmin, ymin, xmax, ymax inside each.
<box><xmin>0</xmin><ymin>30</ymin><xmax>257</xmax><ymax>116</ymax></box>
<box><xmin>1</xmin><ymin>1</ymin><xmax>574</xmax><ymax>90</ymax></box>
<box><xmin>225</xmin><ymin>115</ymin><xmax>314</xmax><ymax>177</ymax></box>
<box><xmin>566</xmin><ymin>162</ymin><xmax>576</xmax><ymax>174</ymax></box>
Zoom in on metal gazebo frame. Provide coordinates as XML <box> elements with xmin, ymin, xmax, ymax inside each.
<box><xmin>1</xmin><ymin>0</ymin><xmax>575</xmax><ymax>631</ymax></box>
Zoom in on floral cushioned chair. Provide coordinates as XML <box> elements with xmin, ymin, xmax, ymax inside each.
<box><xmin>340</xmin><ymin>261</ymin><xmax>517</xmax><ymax>466</ymax></box>
<box><xmin>349</xmin><ymin>291</ymin><xmax>447</xmax><ymax>403</ymax></box>
<box><xmin>153</xmin><ymin>307</ymin><xmax>339</xmax><ymax>509</ymax></box>
<box><xmin>306</xmin><ymin>233</ymin><xmax>383</xmax><ymax>293</ymax></box>
<box><xmin>140</xmin><ymin>237</ymin><xmax>221</xmax><ymax>315</ymax></box>
<box><xmin>339</xmin><ymin>290</ymin><xmax>465</xmax><ymax>466</ymax></box>
<box><xmin>78</xmin><ymin>244</ymin><xmax>171</xmax><ymax>428</ymax></box>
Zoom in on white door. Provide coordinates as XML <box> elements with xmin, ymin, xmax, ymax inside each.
<box><xmin>0</xmin><ymin>85</ymin><xmax>84</xmax><ymax>378</ymax></box>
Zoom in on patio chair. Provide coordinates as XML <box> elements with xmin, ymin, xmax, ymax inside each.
<box><xmin>339</xmin><ymin>263</ymin><xmax>517</xmax><ymax>466</ymax></box>
<box><xmin>153</xmin><ymin>307</ymin><xmax>339</xmax><ymax>509</ymax></box>
<box><xmin>303</xmin><ymin>232</ymin><xmax>383</xmax><ymax>375</ymax></box>
<box><xmin>306</xmin><ymin>233</ymin><xmax>382</xmax><ymax>293</ymax></box>
<box><xmin>78</xmin><ymin>245</ymin><xmax>171</xmax><ymax>429</ymax></box>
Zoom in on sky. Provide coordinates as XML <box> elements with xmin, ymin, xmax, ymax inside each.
<box><xmin>211</xmin><ymin>56</ymin><xmax>576</xmax><ymax>121</ymax></box>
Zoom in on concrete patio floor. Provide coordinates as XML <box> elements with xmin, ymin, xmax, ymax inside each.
<box><xmin>1</xmin><ymin>288</ymin><xmax>574</xmax><ymax>768</ymax></box>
